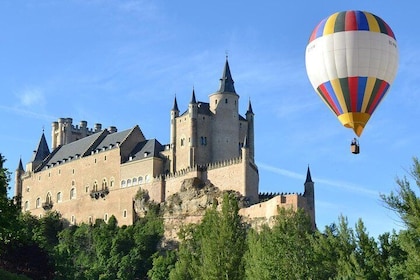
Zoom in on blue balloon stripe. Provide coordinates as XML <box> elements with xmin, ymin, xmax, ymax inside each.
<box><xmin>323</xmin><ymin>81</ymin><xmax>343</xmax><ymax>114</ymax></box>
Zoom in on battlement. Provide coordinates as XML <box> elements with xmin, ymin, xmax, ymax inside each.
<box><xmin>51</xmin><ymin>118</ymin><xmax>117</xmax><ymax>149</ymax></box>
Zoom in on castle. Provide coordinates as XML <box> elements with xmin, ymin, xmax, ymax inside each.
<box><xmin>14</xmin><ymin>59</ymin><xmax>316</xmax><ymax>229</ymax></box>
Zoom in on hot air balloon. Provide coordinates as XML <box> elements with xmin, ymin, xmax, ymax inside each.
<box><xmin>305</xmin><ymin>10</ymin><xmax>399</xmax><ymax>153</ymax></box>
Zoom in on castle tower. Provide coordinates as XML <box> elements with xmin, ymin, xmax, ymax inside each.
<box><xmin>208</xmin><ymin>58</ymin><xmax>240</xmax><ymax>162</ymax></box>
<box><xmin>170</xmin><ymin>96</ymin><xmax>179</xmax><ymax>173</ymax></box>
<box><xmin>246</xmin><ymin>99</ymin><xmax>255</xmax><ymax>162</ymax></box>
<box><xmin>188</xmin><ymin>89</ymin><xmax>198</xmax><ymax>167</ymax></box>
<box><xmin>14</xmin><ymin>158</ymin><xmax>24</xmax><ymax>199</ymax></box>
<box><xmin>304</xmin><ymin>166</ymin><xmax>316</xmax><ymax>228</ymax></box>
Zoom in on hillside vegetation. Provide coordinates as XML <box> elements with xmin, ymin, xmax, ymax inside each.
<box><xmin>1</xmin><ymin>153</ymin><xmax>420</xmax><ymax>279</ymax></box>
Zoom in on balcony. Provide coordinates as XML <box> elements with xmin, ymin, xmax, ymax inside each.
<box><xmin>42</xmin><ymin>201</ymin><xmax>53</xmax><ymax>210</ymax></box>
<box><xmin>90</xmin><ymin>188</ymin><xmax>109</xmax><ymax>200</ymax></box>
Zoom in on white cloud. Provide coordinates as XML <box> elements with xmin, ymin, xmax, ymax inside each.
<box><xmin>18</xmin><ymin>88</ymin><xmax>46</xmax><ymax>107</ymax></box>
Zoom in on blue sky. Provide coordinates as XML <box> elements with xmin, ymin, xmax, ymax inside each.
<box><xmin>1</xmin><ymin>0</ymin><xmax>418</xmax><ymax>237</ymax></box>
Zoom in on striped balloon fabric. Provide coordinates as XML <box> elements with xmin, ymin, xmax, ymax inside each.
<box><xmin>305</xmin><ymin>10</ymin><xmax>398</xmax><ymax>137</ymax></box>
<box><xmin>309</xmin><ymin>11</ymin><xmax>396</xmax><ymax>43</ymax></box>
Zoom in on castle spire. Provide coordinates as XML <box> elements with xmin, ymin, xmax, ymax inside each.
<box><xmin>217</xmin><ymin>58</ymin><xmax>236</xmax><ymax>94</ymax></box>
<box><xmin>172</xmin><ymin>95</ymin><xmax>179</xmax><ymax>112</ymax></box>
<box><xmin>247</xmin><ymin>98</ymin><xmax>254</xmax><ymax>114</ymax></box>
<box><xmin>305</xmin><ymin>166</ymin><xmax>313</xmax><ymax>183</ymax></box>
<box><xmin>31</xmin><ymin>132</ymin><xmax>50</xmax><ymax>162</ymax></box>
<box><xmin>190</xmin><ymin>88</ymin><xmax>197</xmax><ymax>104</ymax></box>
<box><xmin>17</xmin><ymin>157</ymin><xmax>24</xmax><ymax>171</ymax></box>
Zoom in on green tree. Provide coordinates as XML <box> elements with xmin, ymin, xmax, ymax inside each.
<box><xmin>148</xmin><ymin>250</ymin><xmax>177</xmax><ymax>280</ymax></box>
<box><xmin>381</xmin><ymin>157</ymin><xmax>420</xmax><ymax>279</ymax></box>
<box><xmin>0</xmin><ymin>154</ymin><xmax>20</xmax><ymax>245</ymax></box>
<box><xmin>170</xmin><ymin>192</ymin><xmax>247</xmax><ymax>280</ymax></box>
<box><xmin>244</xmin><ymin>207</ymin><xmax>315</xmax><ymax>280</ymax></box>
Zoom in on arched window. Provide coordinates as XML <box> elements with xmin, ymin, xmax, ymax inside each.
<box><xmin>93</xmin><ymin>181</ymin><xmax>98</xmax><ymax>192</ymax></box>
<box><xmin>102</xmin><ymin>178</ymin><xmax>107</xmax><ymax>190</ymax></box>
<box><xmin>70</xmin><ymin>188</ymin><xmax>76</xmax><ymax>199</ymax></box>
<box><xmin>132</xmin><ymin>177</ymin><xmax>137</xmax><ymax>185</ymax></box>
<box><xmin>110</xmin><ymin>178</ymin><xmax>115</xmax><ymax>187</ymax></box>
<box><xmin>121</xmin><ymin>180</ymin><xmax>126</xmax><ymax>188</ymax></box>
<box><xmin>145</xmin><ymin>175</ymin><xmax>150</xmax><ymax>183</ymax></box>
<box><xmin>138</xmin><ymin>176</ymin><xmax>143</xmax><ymax>184</ymax></box>
<box><xmin>24</xmin><ymin>201</ymin><xmax>29</xmax><ymax>211</ymax></box>
<box><xmin>46</xmin><ymin>192</ymin><xmax>52</xmax><ymax>204</ymax></box>
<box><xmin>57</xmin><ymin>192</ymin><xmax>62</xmax><ymax>202</ymax></box>
<box><xmin>36</xmin><ymin>197</ymin><xmax>41</xmax><ymax>208</ymax></box>
<box><xmin>127</xmin><ymin>179</ymin><xmax>132</xmax><ymax>187</ymax></box>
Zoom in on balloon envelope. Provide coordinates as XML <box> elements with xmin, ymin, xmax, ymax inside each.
<box><xmin>305</xmin><ymin>10</ymin><xmax>398</xmax><ymax>136</ymax></box>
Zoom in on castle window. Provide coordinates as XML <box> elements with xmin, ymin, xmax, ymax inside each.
<box><xmin>127</xmin><ymin>179</ymin><xmax>132</xmax><ymax>187</ymax></box>
<box><xmin>104</xmin><ymin>213</ymin><xmax>108</xmax><ymax>222</ymax></box>
<box><xmin>36</xmin><ymin>197</ymin><xmax>41</xmax><ymax>208</ymax></box>
<box><xmin>93</xmin><ymin>181</ymin><xmax>98</xmax><ymax>191</ymax></box>
<box><xmin>123</xmin><ymin>210</ymin><xmax>127</xmax><ymax>218</ymax></box>
<box><xmin>225</xmin><ymin>98</ymin><xmax>228</xmax><ymax>104</ymax></box>
<box><xmin>94</xmin><ymin>158</ymin><xmax>97</xmax><ymax>163</ymax></box>
<box><xmin>88</xmin><ymin>216</ymin><xmax>93</xmax><ymax>224</ymax></box>
<box><xmin>102</xmin><ymin>179</ymin><xmax>107</xmax><ymax>190</ymax></box>
<box><xmin>181</xmin><ymin>139</ymin><xmax>184</xmax><ymax>146</ymax></box>
<box><xmin>215</xmin><ymin>99</ymin><xmax>218</xmax><ymax>105</ymax></box>
<box><xmin>145</xmin><ymin>175</ymin><xmax>150</xmax><ymax>183</ymax></box>
<box><xmin>132</xmin><ymin>177</ymin><xmax>137</xmax><ymax>185</ymax></box>
<box><xmin>24</xmin><ymin>201</ymin><xmax>29</xmax><ymax>211</ymax></box>
<box><xmin>110</xmin><ymin>178</ymin><xmax>114</xmax><ymax>187</ymax></box>
<box><xmin>104</xmin><ymin>155</ymin><xmax>107</xmax><ymax>161</ymax></box>
<box><xmin>200</xmin><ymin>137</ymin><xmax>207</xmax><ymax>145</ymax></box>
<box><xmin>46</xmin><ymin>193</ymin><xmax>52</xmax><ymax>204</ymax></box>
<box><xmin>70</xmin><ymin>188</ymin><xmax>76</xmax><ymax>199</ymax></box>
<box><xmin>26</xmin><ymin>187</ymin><xmax>30</xmax><ymax>192</ymax></box>
<box><xmin>72</xmin><ymin>169</ymin><xmax>75</xmax><ymax>174</ymax></box>
<box><xmin>58</xmin><ymin>169</ymin><xmax>61</xmax><ymax>175</ymax></box>
<box><xmin>138</xmin><ymin>176</ymin><xmax>143</xmax><ymax>184</ymax></box>
<box><xmin>57</xmin><ymin>192</ymin><xmax>62</xmax><ymax>202</ymax></box>
<box><xmin>71</xmin><ymin>215</ymin><xmax>75</xmax><ymax>224</ymax></box>
<box><xmin>72</xmin><ymin>180</ymin><xmax>75</xmax><ymax>186</ymax></box>
<box><xmin>121</xmin><ymin>180</ymin><xmax>126</xmax><ymax>188</ymax></box>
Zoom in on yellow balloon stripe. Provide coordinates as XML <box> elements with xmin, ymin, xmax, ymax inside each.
<box><xmin>364</xmin><ymin>12</ymin><xmax>380</xmax><ymax>33</ymax></box>
<box><xmin>361</xmin><ymin>77</ymin><xmax>376</xmax><ymax>112</ymax></box>
<box><xmin>323</xmin><ymin>12</ymin><xmax>339</xmax><ymax>35</ymax></box>
<box><xmin>330</xmin><ymin>79</ymin><xmax>348</xmax><ymax>113</ymax></box>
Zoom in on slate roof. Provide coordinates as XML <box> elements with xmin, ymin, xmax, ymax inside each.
<box><xmin>41</xmin><ymin>131</ymin><xmax>108</xmax><ymax>168</ymax></box>
<box><xmin>35</xmin><ymin>126</ymin><xmax>159</xmax><ymax>171</ymax></box>
<box><xmin>217</xmin><ymin>58</ymin><xmax>236</xmax><ymax>94</ymax></box>
<box><xmin>180</xmin><ymin>102</ymin><xmax>213</xmax><ymax>117</ymax></box>
<box><xmin>31</xmin><ymin>133</ymin><xmax>50</xmax><ymax>162</ymax></box>
<box><xmin>124</xmin><ymin>138</ymin><xmax>164</xmax><ymax>163</ymax></box>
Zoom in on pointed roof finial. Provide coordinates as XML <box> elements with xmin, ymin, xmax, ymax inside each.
<box><xmin>190</xmin><ymin>87</ymin><xmax>197</xmax><ymax>104</ymax></box>
<box><xmin>217</xmin><ymin>57</ymin><xmax>236</xmax><ymax>94</ymax></box>
<box><xmin>172</xmin><ymin>94</ymin><xmax>179</xmax><ymax>111</ymax></box>
<box><xmin>17</xmin><ymin>157</ymin><xmax>24</xmax><ymax>171</ymax></box>
<box><xmin>247</xmin><ymin>98</ymin><xmax>254</xmax><ymax>114</ymax></box>
<box><xmin>305</xmin><ymin>165</ymin><xmax>313</xmax><ymax>183</ymax></box>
